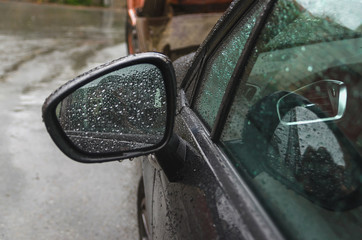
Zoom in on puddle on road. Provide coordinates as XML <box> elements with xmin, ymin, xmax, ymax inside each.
<box><xmin>0</xmin><ymin>1</ymin><xmax>126</xmax><ymax>42</ymax></box>
<box><xmin>0</xmin><ymin>46</ymin><xmax>58</xmax><ymax>82</ymax></box>
<box><xmin>0</xmin><ymin>0</ymin><xmax>128</xmax><ymax>154</ymax></box>
<box><xmin>0</xmin><ymin>1</ymin><xmax>127</xmax><ymax>82</ymax></box>
<box><xmin>0</xmin><ymin>3</ymin><xmax>138</xmax><ymax>239</ymax></box>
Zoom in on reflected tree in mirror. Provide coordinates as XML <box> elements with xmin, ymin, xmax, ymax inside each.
<box><xmin>55</xmin><ymin>64</ymin><xmax>167</xmax><ymax>153</ymax></box>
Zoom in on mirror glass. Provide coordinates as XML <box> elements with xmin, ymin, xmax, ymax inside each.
<box><xmin>55</xmin><ymin>63</ymin><xmax>167</xmax><ymax>154</ymax></box>
<box><xmin>277</xmin><ymin>80</ymin><xmax>347</xmax><ymax>125</ymax></box>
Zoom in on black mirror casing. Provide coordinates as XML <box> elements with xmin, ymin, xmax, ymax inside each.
<box><xmin>42</xmin><ymin>52</ymin><xmax>176</xmax><ymax>163</ymax></box>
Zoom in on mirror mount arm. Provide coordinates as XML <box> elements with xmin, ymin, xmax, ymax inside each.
<box><xmin>155</xmin><ymin>133</ymin><xmax>196</xmax><ymax>182</ymax></box>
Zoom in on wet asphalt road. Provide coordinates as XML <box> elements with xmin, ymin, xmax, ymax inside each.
<box><xmin>0</xmin><ymin>1</ymin><xmax>141</xmax><ymax>239</ymax></box>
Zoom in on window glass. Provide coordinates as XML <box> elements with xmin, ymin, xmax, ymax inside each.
<box><xmin>194</xmin><ymin>2</ymin><xmax>262</xmax><ymax>129</ymax></box>
<box><xmin>221</xmin><ymin>0</ymin><xmax>362</xmax><ymax>239</ymax></box>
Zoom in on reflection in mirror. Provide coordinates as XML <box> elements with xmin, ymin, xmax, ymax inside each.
<box><xmin>277</xmin><ymin>80</ymin><xmax>347</xmax><ymax>125</ymax></box>
<box><xmin>270</xmin><ymin>109</ymin><xmax>360</xmax><ymax>204</ymax></box>
<box><xmin>55</xmin><ymin>63</ymin><xmax>167</xmax><ymax>154</ymax></box>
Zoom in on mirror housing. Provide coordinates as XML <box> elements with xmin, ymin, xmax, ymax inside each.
<box><xmin>42</xmin><ymin>52</ymin><xmax>176</xmax><ymax>163</ymax></box>
<box><xmin>277</xmin><ymin>80</ymin><xmax>347</xmax><ymax>125</ymax></box>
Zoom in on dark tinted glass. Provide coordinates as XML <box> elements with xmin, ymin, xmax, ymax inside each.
<box><xmin>221</xmin><ymin>0</ymin><xmax>362</xmax><ymax>239</ymax></box>
<box><xmin>194</xmin><ymin>2</ymin><xmax>263</xmax><ymax>129</ymax></box>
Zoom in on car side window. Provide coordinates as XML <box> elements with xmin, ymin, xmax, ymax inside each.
<box><xmin>220</xmin><ymin>0</ymin><xmax>362</xmax><ymax>239</ymax></box>
<box><xmin>193</xmin><ymin>1</ymin><xmax>263</xmax><ymax>129</ymax></box>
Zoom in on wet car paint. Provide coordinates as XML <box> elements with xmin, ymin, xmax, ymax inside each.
<box><xmin>141</xmin><ymin>92</ymin><xmax>282</xmax><ymax>239</ymax></box>
<box><xmin>133</xmin><ymin>0</ymin><xmax>285</xmax><ymax>238</ymax></box>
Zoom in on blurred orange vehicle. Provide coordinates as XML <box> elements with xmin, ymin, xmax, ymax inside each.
<box><xmin>126</xmin><ymin>0</ymin><xmax>232</xmax><ymax>60</ymax></box>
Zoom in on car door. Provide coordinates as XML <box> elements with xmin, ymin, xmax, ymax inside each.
<box><xmin>143</xmin><ymin>0</ymin><xmax>362</xmax><ymax>239</ymax></box>
<box><xmin>141</xmin><ymin>0</ymin><xmax>284</xmax><ymax>239</ymax></box>
<box><xmin>216</xmin><ymin>0</ymin><xmax>362</xmax><ymax>240</ymax></box>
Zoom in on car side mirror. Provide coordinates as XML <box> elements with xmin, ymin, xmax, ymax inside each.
<box><xmin>277</xmin><ymin>80</ymin><xmax>347</xmax><ymax>125</ymax></box>
<box><xmin>42</xmin><ymin>53</ymin><xmax>176</xmax><ymax>163</ymax></box>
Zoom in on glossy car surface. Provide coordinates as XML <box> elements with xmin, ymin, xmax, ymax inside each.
<box><xmin>43</xmin><ymin>0</ymin><xmax>362</xmax><ymax>239</ymax></box>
